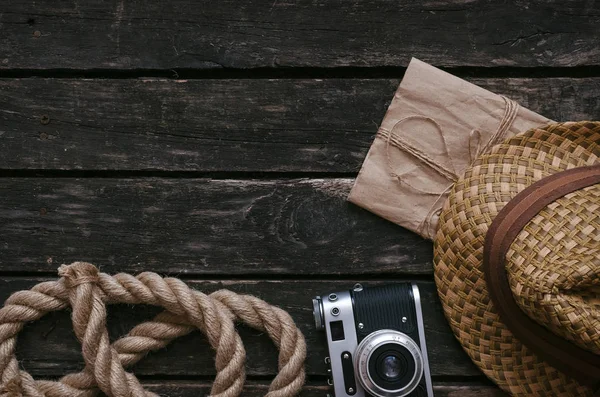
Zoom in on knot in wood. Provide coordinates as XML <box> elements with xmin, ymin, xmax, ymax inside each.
<box><xmin>0</xmin><ymin>263</ymin><xmax>306</xmax><ymax>397</ymax></box>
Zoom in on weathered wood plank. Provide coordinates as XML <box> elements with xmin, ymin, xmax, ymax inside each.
<box><xmin>141</xmin><ymin>381</ymin><xmax>506</xmax><ymax>396</ymax></box>
<box><xmin>0</xmin><ymin>0</ymin><xmax>598</xmax><ymax>69</ymax></box>
<box><xmin>6</xmin><ymin>279</ymin><xmax>479</xmax><ymax>377</ymax></box>
<box><xmin>0</xmin><ymin>177</ymin><xmax>432</xmax><ymax>275</ymax></box>
<box><xmin>0</xmin><ymin>78</ymin><xmax>394</xmax><ymax>172</ymax></box>
<box><xmin>1</xmin><ymin>78</ymin><xmax>599</xmax><ymax>172</ymax></box>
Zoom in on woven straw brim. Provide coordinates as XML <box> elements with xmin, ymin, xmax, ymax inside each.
<box><xmin>434</xmin><ymin>122</ymin><xmax>600</xmax><ymax>396</ymax></box>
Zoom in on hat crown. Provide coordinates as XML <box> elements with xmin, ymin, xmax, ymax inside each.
<box><xmin>434</xmin><ymin>121</ymin><xmax>600</xmax><ymax>396</ymax></box>
<box><xmin>505</xmin><ymin>181</ymin><xmax>600</xmax><ymax>354</ymax></box>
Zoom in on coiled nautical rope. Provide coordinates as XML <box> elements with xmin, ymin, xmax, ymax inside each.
<box><xmin>0</xmin><ymin>262</ymin><xmax>306</xmax><ymax>397</ymax></box>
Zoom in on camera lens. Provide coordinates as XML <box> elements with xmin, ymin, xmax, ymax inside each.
<box><xmin>354</xmin><ymin>330</ymin><xmax>423</xmax><ymax>397</ymax></box>
<box><xmin>369</xmin><ymin>344</ymin><xmax>415</xmax><ymax>390</ymax></box>
<box><xmin>381</xmin><ymin>354</ymin><xmax>402</xmax><ymax>379</ymax></box>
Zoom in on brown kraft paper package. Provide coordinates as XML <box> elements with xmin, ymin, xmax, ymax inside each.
<box><xmin>348</xmin><ymin>58</ymin><xmax>552</xmax><ymax>240</ymax></box>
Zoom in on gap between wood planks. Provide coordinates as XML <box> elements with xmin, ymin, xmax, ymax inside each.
<box><xmin>0</xmin><ymin>272</ymin><xmax>436</xmax><ymax>281</ymax></box>
<box><xmin>1</xmin><ymin>65</ymin><xmax>600</xmax><ymax>79</ymax></box>
<box><xmin>0</xmin><ymin>170</ymin><xmax>359</xmax><ymax>179</ymax></box>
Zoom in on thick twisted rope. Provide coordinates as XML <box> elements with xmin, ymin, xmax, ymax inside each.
<box><xmin>0</xmin><ymin>262</ymin><xmax>306</xmax><ymax>397</ymax></box>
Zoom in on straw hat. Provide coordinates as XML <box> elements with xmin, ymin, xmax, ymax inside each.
<box><xmin>434</xmin><ymin>121</ymin><xmax>600</xmax><ymax>396</ymax></box>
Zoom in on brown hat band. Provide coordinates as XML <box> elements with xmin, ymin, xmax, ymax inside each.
<box><xmin>483</xmin><ymin>165</ymin><xmax>600</xmax><ymax>389</ymax></box>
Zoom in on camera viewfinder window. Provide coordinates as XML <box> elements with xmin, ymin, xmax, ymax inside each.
<box><xmin>329</xmin><ymin>321</ymin><xmax>345</xmax><ymax>341</ymax></box>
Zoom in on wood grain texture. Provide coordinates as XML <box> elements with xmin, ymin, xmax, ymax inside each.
<box><xmin>5</xmin><ymin>279</ymin><xmax>478</xmax><ymax>377</ymax></box>
<box><xmin>0</xmin><ymin>0</ymin><xmax>598</xmax><ymax>69</ymax></box>
<box><xmin>0</xmin><ymin>78</ymin><xmax>394</xmax><ymax>172</ymax></box>
<box><xmin>141</xmin><ymin>381</ymin><xmax>506</xmax><ymax>396</ymax></box>
<box><xmin>1</xmin><ymin>1</ymin><xmax>592</xmax><ymax>395</ymax></box>
<box><xmin>0</xmin><ymin>177</ymin><xmax>432</xmax><ymax>275</ymax></box>
<box><xmin>1</xmin><ymin>78</ymin><xmax>599</xmax><ymax>172</ymax></box>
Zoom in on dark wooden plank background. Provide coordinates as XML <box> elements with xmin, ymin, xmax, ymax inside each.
<box><xmin>1</xmin><ymin>178</ymin><xmax>434</xmax><ymax>275</ymax></box>
<box><xmin>0</xmin><ymin>78</ymin><xmax>599</xmax><ymax>172</ymax></box>
<box><xmin>2</xmin><ymin>0</ymin><xmax>599</xmax><ymax>395</ymax></box>
<box><xmin>1</xmin><ymin>0</ymin><xmax>600</xmax><ymax>69</ymax></box>
<box><xmin>142</xmin><ymin>382</ymin><xmax>506</xmax><ymax>397</ymax></box>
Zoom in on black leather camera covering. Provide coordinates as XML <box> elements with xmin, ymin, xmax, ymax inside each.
<box><xmin>351</xmin><ymin>283</ymin><xmax>428</xmax><ymax>397</ymax></box>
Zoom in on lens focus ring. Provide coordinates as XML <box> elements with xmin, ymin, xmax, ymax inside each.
<box><xmin>354</xmin><ymin>330</ymin><xmax>423</xmax><ymax>397</ymax></box>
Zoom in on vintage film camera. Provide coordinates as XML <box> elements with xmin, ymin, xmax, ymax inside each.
<box><xmin>313</xmin><ymin>283</ymin><xmax>434</xmax><ymax>397</ymax></box>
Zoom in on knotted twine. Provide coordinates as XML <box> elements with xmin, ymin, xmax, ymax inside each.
<box><xmin>0</xmin><ymin>262</ymin><xmax>306</xmax><ymax>397</ymax></box>
<box><xmin>379</xmin><ymin>96</ymin><xmax>520</xmax><ymax>238</ymax></box>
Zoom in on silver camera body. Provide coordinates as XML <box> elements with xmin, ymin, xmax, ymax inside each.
<box><xmin>313</xmin><ymin>283</ymin><xmax>434</xmax><ymax>397</ymax></box>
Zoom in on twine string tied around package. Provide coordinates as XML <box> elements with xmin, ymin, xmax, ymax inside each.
<box><xmin>379</xmin><ymin>96</ymin><xmax>520</xmax><ymax>238</ymax></box>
